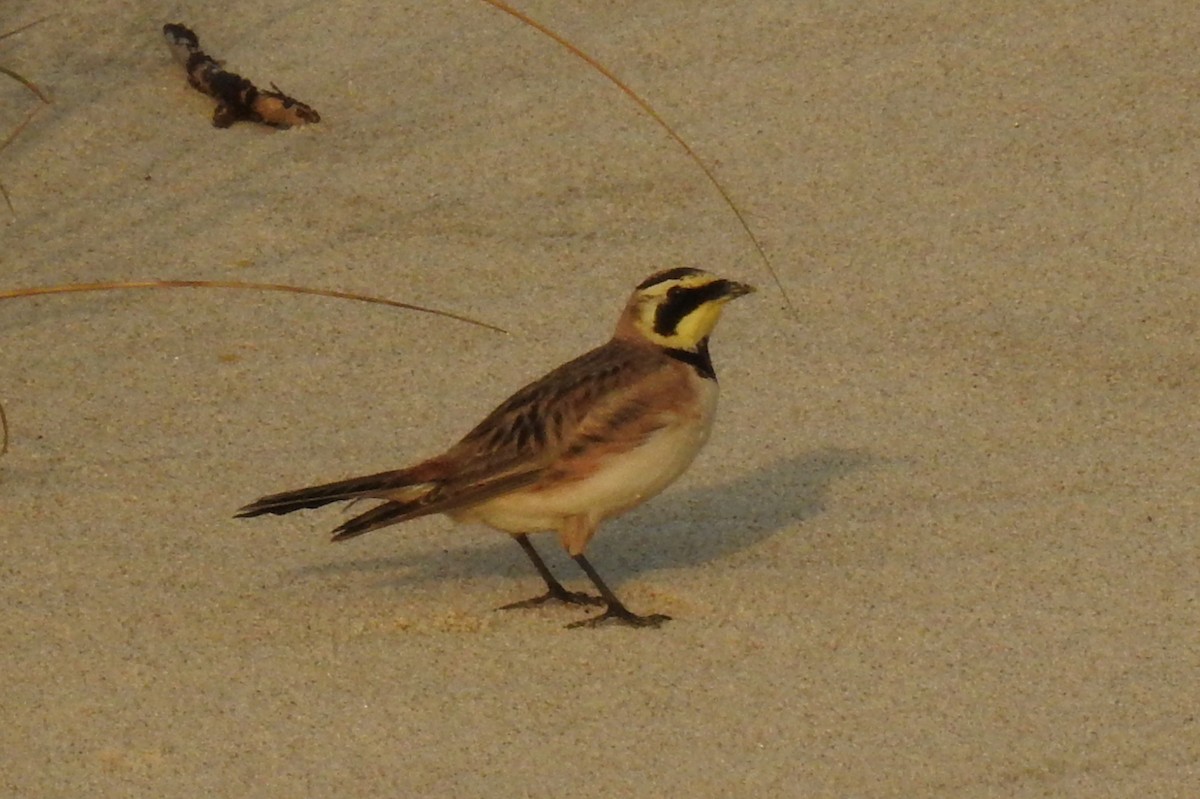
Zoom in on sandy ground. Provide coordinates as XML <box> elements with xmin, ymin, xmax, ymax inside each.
<box><xmin>2</xmin><ymin>1</ymin><xmax>1198</xmax><ymax>796</ymax></box>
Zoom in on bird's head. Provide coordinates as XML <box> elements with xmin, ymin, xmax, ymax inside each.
<box><xmin>617</xmin><ymin>267</ymin><xmax>755</xmax><ymax>350</ymax></box>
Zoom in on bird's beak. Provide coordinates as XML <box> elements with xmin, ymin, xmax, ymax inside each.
<box><xmin>719</xmin><ymin>280</ymin><xmax>756</xmax><ymax>300</ymax></box>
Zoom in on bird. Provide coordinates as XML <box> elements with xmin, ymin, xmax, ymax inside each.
<box><xmin>236</xmin><ymin>267</ymin><xmax>754</xmax><ymax>627</ymax></box>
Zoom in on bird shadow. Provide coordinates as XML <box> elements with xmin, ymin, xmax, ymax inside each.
<box><xmin>292</xmin><ymin>447</ymin><xmax>874</xmax><ymax>591</ymax></box>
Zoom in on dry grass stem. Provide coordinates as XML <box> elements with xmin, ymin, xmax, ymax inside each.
<box><xmin>478</xmin><ymin>0</ymin><xmax>794</xmax><ymax>317</ymax></box>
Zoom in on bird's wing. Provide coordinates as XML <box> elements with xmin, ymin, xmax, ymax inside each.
<box><xmin>442</xmin><ymin>339</ymin><xmax>662</xmax><ymax>477</ymax></box>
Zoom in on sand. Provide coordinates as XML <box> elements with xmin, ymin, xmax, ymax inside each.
<box><xmin>2</xmin><ymin>1</ymin><xmax>1197</xmax><ymax>796</ymax></box>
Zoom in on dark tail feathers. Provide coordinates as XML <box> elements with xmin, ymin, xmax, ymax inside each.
<box><xmin>235</xmin><ymin>467</ymin><xmax>422</xmax><ymax>519</ymax></box>
<box><xmin>329</xmin><ymin>500</ymin><xmax>432</xmax><ymax>542</ymax></box>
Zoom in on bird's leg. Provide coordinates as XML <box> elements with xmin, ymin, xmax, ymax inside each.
<box><xmin>498</xmin><ymin>535</ymin><xmax>603</xmax><ymax>609</ymax></box>
<box><xmin>565</xmin><ymin>554</ymin><xmax>671</xmax><ymax>629</ymax></box>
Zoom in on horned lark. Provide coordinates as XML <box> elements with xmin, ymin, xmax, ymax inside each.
<box><xmin>237</xmin><ymin>268</ymin><xmax>754</xmax><ymax>627</ymax></box>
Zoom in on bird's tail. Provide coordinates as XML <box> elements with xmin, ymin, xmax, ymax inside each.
<box><xmin>236</xmin><ymin>462</ymin><xmax>442</xmax><ymax>520</ymax></box>
<box><xmin>236</xmin><ymin>459</ymin><xmax>540</xmax><ymax>542</ymax></box>
<box><xmin>326</xmin><ymin>500</ymin><xmax>430</xmax><ymax>542</ymax></box>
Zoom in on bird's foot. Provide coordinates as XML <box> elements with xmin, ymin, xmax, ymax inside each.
<box><xmin>565</xmin><ymin>603</ymin><xmax>671</xmax><ymax>629</ymax></box>
<box><xmin>498</xmin><ymin>586</ymin><xmax>604</xmax><ymax>610</ymax></box>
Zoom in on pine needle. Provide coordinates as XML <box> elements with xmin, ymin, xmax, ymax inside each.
<box><xmin>0</xmin><ymin>16</ymin><xmax>54</xmax><ymax>45</ymax></box>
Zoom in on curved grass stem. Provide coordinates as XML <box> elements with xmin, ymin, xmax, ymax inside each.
<box><xmin>478</xmin><ymin>0</ymin><xmax>795</xmax><ymax>317</ymax></box>
<box><xmin>0</xmin><ymin>280</ymin><xmax>508</xmax><ymax>334</ymax></box>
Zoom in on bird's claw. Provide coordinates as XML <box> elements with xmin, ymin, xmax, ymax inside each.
<box><xmin>498</xmin><ymin>588</ymin><xmax>604</xmax><ymax>610</ymax></box>
<box><xmin>565</xmin><ymin>604</ymin><xmax>671</xmax><ymax>629</ymax></box>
